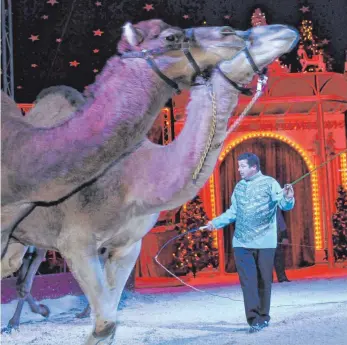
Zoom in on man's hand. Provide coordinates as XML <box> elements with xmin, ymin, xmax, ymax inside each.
<box><xmin>281</xmin><ymin>238</ymin><xmax>289</xmax><ymax>246</ymax></box>
<box><xmin>283</xmin><ymin>184</ymin><xmax>294</xmax><ymax>199</ymax></box>
<box><xmin>206</xmin><ymin>221</ymin><xmax>215</xmax><ymax>231</ymax></box>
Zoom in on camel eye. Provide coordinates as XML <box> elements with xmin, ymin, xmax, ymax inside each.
<box><xmin>166</xmin><ymin>35</ymin><xmax>176</xmax><ymax>42</ymax></box>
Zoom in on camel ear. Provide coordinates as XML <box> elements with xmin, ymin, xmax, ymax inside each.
<box><xmin>123</xmin><ymin>22</ymin><xmax>143</xmax><ymax>47</ymax></box>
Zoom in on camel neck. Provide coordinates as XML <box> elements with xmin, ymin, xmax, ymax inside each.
<box><xmin>147</xmin><ymin>71</ymin><xmax>241</xmax><ymax>210</ymax></box>
<box><xmin>6</xmin><ymin>58</ymin><xmax>173</xmax><ymax>202</ymax></box>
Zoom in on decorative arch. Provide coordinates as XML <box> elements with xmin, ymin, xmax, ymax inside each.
<box><xmin>340</xmin><ymin>153</ymin><xmax>347</xmax><ymax>189</ymax></box>
<box><xmin>209</xmin><ymin>131</ymin><xmax>323</xmax><ymax>250</ymax></box>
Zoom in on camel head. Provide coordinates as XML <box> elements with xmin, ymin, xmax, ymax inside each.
<box><xmin>218</xmin><ymin>24</ymin><xmax>299</xmax><ymax>85</ymax></box>
<box><xmin>118</xmin><ymin>19</ymin><xmax>246</xmax><ymax>89</ymax></box>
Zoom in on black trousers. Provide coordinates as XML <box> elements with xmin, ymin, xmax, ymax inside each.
<box><xmin>274</xmin><ymin>244</ymin><xmax>288</xmax><ymax>280</ymax></box>
<box><xmin>234</xmin><ymin>247</ymin><xmax>276</xmax><ymax>326</ymax></box>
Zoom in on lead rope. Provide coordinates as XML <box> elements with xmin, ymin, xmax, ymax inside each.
<box><xmin>154</xmin><ymin>226</ymin><xmax>243</xmax><ymax>302</ymax></box>
<box><xmin>226</xmin><ymin>74</ymin><xmax>268</xmax><ymax>138</ymax></box>
<box><xmin>192</xmin><ymin>83</ymin><xmax>217</xmax><ymax>183</ymax></box>
<box><xmin>192</xmin><ymin>74</ymin><xmax>269</xmax><ymax>183</ymax></box>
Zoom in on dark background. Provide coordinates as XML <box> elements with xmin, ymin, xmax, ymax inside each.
<box><xmin>12</xmin><ymin>0</ymin><xmax>347</xmax><ymax>102</ymax></box>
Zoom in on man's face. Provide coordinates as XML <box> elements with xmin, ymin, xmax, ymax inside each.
<box><xmin>237</xmin><ymin>159</ymin><xmax>258</xmax><ymax>180</ymax></box>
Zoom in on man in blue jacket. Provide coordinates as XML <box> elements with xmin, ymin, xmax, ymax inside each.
<box><xmin>207</xmin><ymin>152</ymin><xmax>295</xmax><ymax>333</ymax></box>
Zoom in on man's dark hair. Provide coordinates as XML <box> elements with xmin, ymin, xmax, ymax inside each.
<box><xmin>237</xmin><ymin>152</ymin><xmax>260</xmax><ymax>171</ymax></box>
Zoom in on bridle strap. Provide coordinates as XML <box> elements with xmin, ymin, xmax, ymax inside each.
<box><xmin>120</xmin><ymin>29</ymin><xmax>204</xmax><ymax>94</ymax></box>
<box><xmin>182</xmin><ymin>28</ymin><xmax>202</xmax><ymax>76</ymax></box>
<box><xmin>145</xmin><ymin>57</ymin><xmax>181</xmax><ymax>94</ymax></box>
<box><xmin>216</xmin><ymin>65</ymin><xmax>253</xmax><ymax>96</ymax></box>
<box><xmin>244</xmin><ymin>47</ymin><xmax>261</xmax><ymax>74</ymax></box>
<box><xmin>216</xmin><ymin>46</ymin><xmax>267</xmax><ymax>96</ymax></box>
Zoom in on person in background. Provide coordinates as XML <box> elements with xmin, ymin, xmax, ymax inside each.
<box><xmin>274</xmin><ymin>208</ymin><xmax>291</xmax><ymax>283</ymax></box>
<box><xmin>206</xmin><ymin>152</ymin><xmax>295</xmax><ymax>333</ymax></box>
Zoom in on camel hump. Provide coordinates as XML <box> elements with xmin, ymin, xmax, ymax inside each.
<box><xmin>1</xmin><ymin>91</ymin><xmax>23</xmax><ymax>120</ymax></box>
<box><xmin>25</xmin><ymin>85</ymin><xmax>86</xmax><ymax>128</ymax></box>
<box><xmin>35</xmin><ymin>85</ymin><xmax>85</xmax><ymax>108</ymax></box>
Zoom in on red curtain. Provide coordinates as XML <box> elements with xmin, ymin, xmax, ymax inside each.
<box><xmin>219</xmin><ymin>137</ymin><xmax>315</xmax><ymax>273</ymax></box>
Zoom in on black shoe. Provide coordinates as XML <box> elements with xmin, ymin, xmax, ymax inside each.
<box><xmin>278</xmin><ymin>278</ymin><xmax>291</xmax><ymax>283</ymax></box>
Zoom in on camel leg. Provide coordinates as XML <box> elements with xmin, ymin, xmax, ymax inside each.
<box><xmin>1</xmin><ymin>246</ymin><xmax>37</xmax><ymax>333</ymax></box>
<box><xmin>75</xmin><ymin>250</ymin><xmax>107</xmax><ymax>319</ymax></box>
<box><xmin>104</xmin><ymin>241</ymin><xmax>141</xmax><ymax>314</ymax></box>
<box><xmin>0</xmin><ymin>294</ymin><xmax>50</xmax><ymax>334</ymax></box>
<box><xmin>2</xmin><ymin>244</ymin><xmax>48</xmax><ymax>333</ymax></box>
<box><xmin>1</xmin><ymin>243</ymin><xmax>28</xmax><ymax>333</ymax></box>
<box><xmin>16</xmin><ymin>248</ymin><xmax>47</xmax><ymax>298</ymax></box>
<box><xmin>16</xmin><ymin>247</ymin><xmax>50</xmax><ymax>321</ymax></box>
<box><xmin>1</xmin><ymin>240</ymin><xmax>28</xmax><ymax>278</ymax></box>
<box><xmin>1</xmin><ymin>203</ymin><xmax>35</xmax><ymax>258</ymax></box>
<box><xmin>26</xmin><ymin>294</ymin><xmax>50</xmax><ymax>318</ymax></box>
<box><xmin>60</xmin><ymin>242</ymin><xmax>116</xmax><ymax>345</ymax></box>
<box><xmin>1</xmin><ymin>299</ymin><xmax>25</xmax><ymax>334</ymax></box>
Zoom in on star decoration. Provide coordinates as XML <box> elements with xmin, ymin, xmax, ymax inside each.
<box><xmin>143</xmin><ymin>4</ymin><xmax>154</xmax><ymax>11</ymax></box>
<box><xmin>93</xmin><ymin>69</ymin><xmax>99</xmax><ymax>73</ymax></box>
<box><xmin>95</xmin><ymin>1</ymin><xmax>102</xmax><ymax>6</ymax></box>
<box><xmin>321</xmin><ymin>39</ymin><xmax>330</xmax><ymax>45</ymax></box>
<box><xmin>47</xmin><ymin>0</ymin><xmax>59</xmax><ymax>6</ymax></box>
<box><xmin>93</xmin><ymin>29</ymin><xmax>104</xmax><ymax>36</ymax></box>
<box><xmin>41</xmin><ymin>15</ymin><xmax>49</xmax><ymax>20</ymax></box>
<box><xmin>93</xmin><ymin>49</ymin><xmax>100</xmax><ymax>53</ymax></box>
<box><xmin>300</xmin><ymin>6</ymin><xmax>310</xmax><ymax>13</ymax></box>
<box><xmin>183</xmin><ymin>14</ymin><xmax>189</xmax><ymax>19</ymax></box>
<box><xmin>31</xmin><ymin>64</ymin><xmax>38</xmax><ymax>68</ymax></box>
<box><xmin>56</xmin><ymin>38</ymin><xmax>62</xmax><ymax>43</ymax></box>
<box><xmin>29</xmin><ymin>34</ymin><xmax>39</xmax><ymax>42</ymax></box>
<box><xmin>224</xmin><ymin>15</ymin><xmax>231</xmax><ymax>19</ymax></box>
<box><xmin>69</xmin><ymin>60</ymin><xmax>80</xmax><ymax>67</ymax></box>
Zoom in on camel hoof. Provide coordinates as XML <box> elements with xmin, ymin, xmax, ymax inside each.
<box><xmin>85</xmin><ymin>322</ymin><xmax>116</xmax><ymax>345</ymax></box>
<box><xmin>38</xmin><ymin>304</ymin><xmax>50</xmax><ymax>318</ymax></box>
<box><xmin>1</xmin><ymin>323</ymin><xmax>19</xmax><ymax>334</ymax></box>
<box><xmin>76</xmin><ymin>306</ymin><xmax>91</xmax><ymax>319</ymax></box>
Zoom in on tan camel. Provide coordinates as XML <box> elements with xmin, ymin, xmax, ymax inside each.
<box><xmin>1</xmin><ymin>87</ymin><xmax>86</xmax><ymax>333</ymax></box>
<box><xmin>1</xmin><ymin>85</ymin><xmax>163</xmax><ymax>332</ymax></box>
<box><xmin>1</xmin><ymin>19</ymin><xmax>246</xmax><ymax>256</ymax></box>
<box><xmin>2</xmin><ymin>24</ymin><xmax>298</xmax><ymax>344</ymax></box>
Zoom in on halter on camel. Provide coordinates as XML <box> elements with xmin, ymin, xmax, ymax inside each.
<box><xmin>120</xmin><ymin>27</ymin><xmax>251</xmax><ymax>94</ymax></box>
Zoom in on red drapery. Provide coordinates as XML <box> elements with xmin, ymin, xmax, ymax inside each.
<box><xmin>219</xmin><ymin>137</ymin><xmax>315</xmax><ymax>273</ymax></box>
